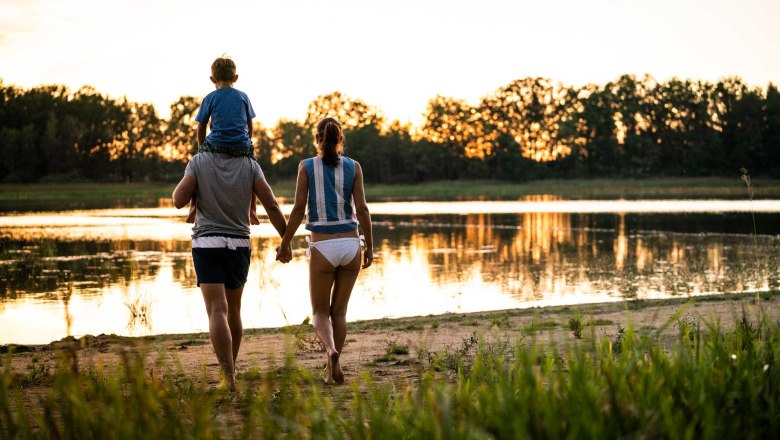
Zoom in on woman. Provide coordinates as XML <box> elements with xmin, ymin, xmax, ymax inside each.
<box><xmin>173</xmin><ymin>152</ymin><xmax>288</xmax><ymax>392</ymax></box>
<box><xmin>277</xmin><ymin>117</ymin><xmax>373</xmax><ymax>384</ymax></box>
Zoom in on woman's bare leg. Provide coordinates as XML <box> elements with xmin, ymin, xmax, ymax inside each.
<box><xmin>309</xmin><ymin>245</ymin><xmax>361</xmax><ymax>384</ymax></box>
<box><xmin>201</xmin><ymin>283</ymin><xmax>235</xmax><ymax>391</ymax></box>
<box><xmin>331</xmin><ymin>249</ymin><xmax>361</xmax><ymax>354</ymax></box>
<box><xmin>309</xmin><ymin>248</ymin><xmax>339</xmax><ymax>383</ymax></box>
<box><xmin>225</xmin><ymin>286</ymin><xmax>244</xmax><ymax>370</ymax></box>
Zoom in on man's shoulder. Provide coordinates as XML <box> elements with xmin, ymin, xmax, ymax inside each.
<box><xmin>191</xmin><ymin>153</ymin><xmax>257</xmax><ymax>171</ymax></box>
<box><xmin>185</xmin><ymin>153</ymin><xmax>201</xmax><ymax>176</ymax></box>
<box><xmin>188</xmin><ymin>153</ymin><xmax>205</xmax><ymax>167</ymax></box>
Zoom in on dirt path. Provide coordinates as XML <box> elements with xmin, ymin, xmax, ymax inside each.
<box><xmin>4</xmin><ymin>292</ymin><xmax>778</xmax><ymax>418</ymax></box>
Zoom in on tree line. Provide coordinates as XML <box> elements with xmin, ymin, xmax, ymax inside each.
<box><xmin>1</xmin><ymin>75</ymin><xmax>778</xmax><ymax>184</ymax></box>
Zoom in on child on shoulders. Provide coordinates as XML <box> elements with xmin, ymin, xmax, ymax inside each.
<box><xmin>187</xmin><ymin>55</ymin><xmax>260</xmax><ymax>225</ymax></box>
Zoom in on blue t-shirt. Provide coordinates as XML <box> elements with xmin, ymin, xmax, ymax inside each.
<box><xmin>195</xmin><ymin>87</ymin><xmax>256</xmax><ymax>147</ymax></box>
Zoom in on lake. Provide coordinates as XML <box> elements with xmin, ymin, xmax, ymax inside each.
<box><xmin>1</xmin><ymin>198</ymin><xmax>779</xmax><ymax>345</ymax></box>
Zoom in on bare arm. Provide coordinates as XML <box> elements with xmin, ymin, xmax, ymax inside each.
<box><xmin>247</xmin><ymin>120</ymin><xmax>253</xmax><ymax>142</ymax></box>
<box><xmin>172</xmin><ymin>175</ymin><xmax>197</xmax><ymax>209</ymax></box>
<box><xmin>352</xmin><ymin>161</ymin><xmax>373</xmax><ymax>268</ymax></box>
<box><xmin>280</xmin><ymin>162</ymin><xmax>309</xmax><ymax>248</ymax></box>
<box><xmin>197</xmin><ymin>122</ymin><xmax>207</xmax><ymax>145</ymax></box>
<box><xmin>253</xmin><ymin>178</ymin><xmax>287</xmax><ymax>237</ymax></box>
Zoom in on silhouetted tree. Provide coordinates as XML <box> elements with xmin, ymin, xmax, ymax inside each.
<box><xmin>163</xmin><ymin>96</ymin><xmax>200</xmax><ymax>160</ymax></box>
<box><xmin>765</xmin><ymin>84</ymin><xmax>780</xmax><ymax>177</ymax></box>
<box><xmin>0</xmin><ymin>76</ymin><xmax>776</xmax><ymax>184</ymax></box>
<box><xmin>575</xmin><ymin>84</ymin><xmax>620</xmax><ymax>176</ymax></box>
<box><xmin>711</xmin><ymin>78</ymin><xmax>765</xmax><ymax>174</ymax></box>
<box><xmin>268</xmin><ymin>119</ymin><xmax>311</xmax><ymax>178</ymax></box>
<box><xmin>113</xmin><ymin>101</ymin><xmax>162</xmax><ymax>182</ymax></box>
<box><xmin>482</xmin><ymin>78</ymin><xmax>578</xmax><ymax>164</ymax></box>
<box><xmin>304</xmin><ymin>91</ymin><xmax>384</xmax><ymax>131</ymax></box>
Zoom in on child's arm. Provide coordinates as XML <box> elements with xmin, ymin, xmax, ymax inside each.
<box><xmin>186</xmin><ymin>191</ymin><xmax>197</xmax><ymax>223</ymax></box>
<box><xmin>247</xmin><ymin>119</ymin><xmax>259</xmax><ymax>224</ymax></box>
<box><xmin>185</xmin><ymin>123</ymin><xmax>206</xmax><ymax>223</ymax></box>
<box><xmin>249</xmin><ymin>195</ymin><xmax>259</xmax><ymax>225</ymax></box>
<box><xmin>197</xmin><ymin>122</ymin><xmax>207</xmax><ymax>145</ymax></box>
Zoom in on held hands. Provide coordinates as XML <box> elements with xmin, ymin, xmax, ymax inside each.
<box><xmin>276</xmin><ymin>243</ymin><xmax>292</xmax><ymax>263</ymax></box>
<box><xmin>275</xmin><ymin>241</ymin><xmax>372</xmax><ymax>266</ymax></box>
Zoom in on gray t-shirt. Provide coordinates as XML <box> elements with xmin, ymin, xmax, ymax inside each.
<box><xmin>184</xmin><ymin>153</ymin><xmax>265</xmax><ymax>238</ymax></box>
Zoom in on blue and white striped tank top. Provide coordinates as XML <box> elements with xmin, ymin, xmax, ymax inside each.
<box><xmin>304</xmin><ymin>156</ymin><xmax>358</xmax><ymax>233</ymax></box>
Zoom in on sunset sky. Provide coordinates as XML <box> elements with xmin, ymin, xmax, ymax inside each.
<box><xmin>1</xmin><ymin>0</ymin><xmax>778</xmax><ymax>126</ymax></box>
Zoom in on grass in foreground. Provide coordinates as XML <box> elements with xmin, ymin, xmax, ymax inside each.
<box><xmin>2</xmin><ymin>305</ymin><xmax>779</xmax><ymax>439</ymax></box>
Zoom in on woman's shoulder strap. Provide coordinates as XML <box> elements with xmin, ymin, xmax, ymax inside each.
<box><xmin>340</xmin><ymin>156</ymin><xmax>355</xmax><ymax>169</ymax></box>
<box><xmin>302</xmin><ymin>156</ymin><xmax>319</xmax><ymax>174</ymax></box>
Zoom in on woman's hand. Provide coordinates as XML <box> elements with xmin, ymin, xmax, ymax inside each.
<box><xmin>276</xmin><ymin>243</ymin><xmax>292</xmax><ymax>263</ymax></box>
<box><xmin>362</xmin><ymin>248</ymin><xmax>373</xmax><ymax>269</ymax></box>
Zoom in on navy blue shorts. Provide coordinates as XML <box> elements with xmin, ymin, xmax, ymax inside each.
<box><xmin>192</xmin><ymin>247</ymin><xmax>251</xmax><ymax>289</ymax></box>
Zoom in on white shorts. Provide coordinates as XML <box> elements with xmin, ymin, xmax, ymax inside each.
<box><xmin>308</xmin><ymin>237</ymin><xmax>360</xmax><ymax>267</ymax></box>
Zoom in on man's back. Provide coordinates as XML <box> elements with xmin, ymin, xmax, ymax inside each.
<box><xmin>184</xmin><ymin>152</ymin><xmax>263</xmax><ymax>238</ymax></box>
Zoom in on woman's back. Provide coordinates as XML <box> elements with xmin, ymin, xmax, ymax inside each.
<box><xmin>303</xmin><ymin>156</ymin><xmax>358</xmax><ymax>233</ymax></box>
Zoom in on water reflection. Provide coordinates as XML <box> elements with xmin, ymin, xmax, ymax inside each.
<box><xmin>1</xmin><ymin>203</ymin><xmax>779</xmax><ymax>344</ymax></box>
<box><xmin>396</xmin><ymin>212</ymin><xmax>780</xmax><ymax>303</ymax></box>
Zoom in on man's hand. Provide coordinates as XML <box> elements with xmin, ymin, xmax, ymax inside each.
<box><xmin>276</xmin><ymin>244</ymin><xmax>292</xmax><ymax>263</ymax></box>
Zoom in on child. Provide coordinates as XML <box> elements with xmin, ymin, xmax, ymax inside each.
<box><xmin>186</xmin><ymin>56</ymin><xmax>260</xmax><ymax>225</ymax></box>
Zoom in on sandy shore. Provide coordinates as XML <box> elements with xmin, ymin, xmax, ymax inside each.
<box><xmin>4</xmin><ymin>291</ymin><xmax>778</xmax><ymax>394</ymax></box>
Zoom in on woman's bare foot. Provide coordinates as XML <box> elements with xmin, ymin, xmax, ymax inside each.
<box><xmin>330</xmin><ymin>351</ymin><xmax>344</xmax><ymax>385</ymax></box>
<box><xmin>216</xmin><ymin>374</ymin><xmax>236</xmax><ymax>393</ymax></box>
<box><xmin>323</xmin><ymin>364</ymin><xmax>335</xmax><ymax>384</ymax></box>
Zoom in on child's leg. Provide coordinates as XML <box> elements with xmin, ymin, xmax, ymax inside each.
<box><xmin>249</xmin><ymin>195</ymin><xmax>260</xmax><ymax>225</ymax></box>
<box><xmin>186</xmin><ymin>192</ymin><xmax>197</xmax><ymax>223</ymax></box>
